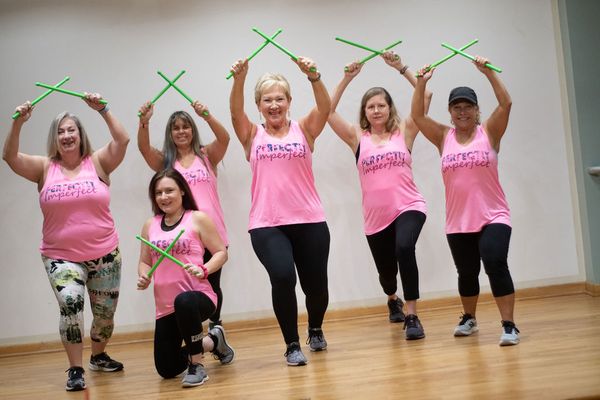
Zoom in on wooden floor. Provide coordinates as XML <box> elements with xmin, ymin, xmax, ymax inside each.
<box><xmin>1</xmin><ymin>293</ymin><xmax>599</xmax><ymax>400</ymax></box>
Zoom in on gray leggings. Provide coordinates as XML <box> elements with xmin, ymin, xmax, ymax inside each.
<box><xmin>42</xmin><ymin>247</ymin><xmax>121</xmax><ymax>344</ymax></box>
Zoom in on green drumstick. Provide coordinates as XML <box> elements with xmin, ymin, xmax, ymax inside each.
<box><xmin>146</xmin><ymin>229</ymin><xmax>185</xmax><ymax>277</ymax></box>
<box><xmin>251</xmin><ymin>27</ymin><xmax>317</xmax><ymax>72</ymax></box>
<box><xmin>35</xmin><ymin>82</ymin><xmax>108</xmax><ymax>104</ymax></box>
<box><xmin>358</xmin><ymin>39</ymin><xmax>403</xmax><ymax>64</ymax></box>
<box><xmin>136</xmin><ymin>234</ymin><xmax>186</xmax><ymax>268</ymax></box>
<box><xmin>226</xmin><ymin>29</ymin><xmax>283</xmax><ymax>79</ymax></box>
<box><xmin>157</xmin><ymin>71</ymin><xmax>209</xmax><ymax>116</ymax></box>
<box><xmin>430</xmin><ymin>39</ymin><xmax>478</xmax><ymax>69</ymax></box>
<box><xmin>335</xmin><ymin>37</ymin><xmax>385</xmax><ymax>55</ymax></box>
<box><xmin>138</xmin><ymin>70</ymin><xmax>186</xmax><ymax>116</ymax></box>
<box><xmin>12</xmin><ymin>77</ymin><xmax>70</xmax><ymax>119</ymax></box>
<box><xmin>440</xmin><ymin>43</ymin><xmax>502</xmax><ymax>72</ymax></box>
<box><xmin>417</xmin><ymin>39</ymin><xmax>480</xmax><ymax>77</ymax></box>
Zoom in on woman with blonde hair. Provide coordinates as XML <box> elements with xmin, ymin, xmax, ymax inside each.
<box><xmin>229</xmin><ymin>56</ymin><xmax>331</xmax><ymax>366</ymax></box>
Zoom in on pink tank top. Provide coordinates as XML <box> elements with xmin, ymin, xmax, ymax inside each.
<box><xmin>441</xmin><ymin>125</ymin><xmax>511</xmax><ymax>233</ymax></box>
<box><xmin>39</xmin><ymin>156</ymin><xmax>118</xmax><ymax>262</ymax></box>
<box><xmin>248</xmin><ymin>121</ymin><xmax>326</xmax><ymax>230</ymax></box>
<box><xmin>357</xmin><ymin>131</ymin><xmax>427</xmax><ymax>235</ymax></box>
<box><xmin>174</xmin><ymin>155</ymin><xmax>228</xmax><ymax>245</ymax></box>
<box><xmin>148</xmin><ymin>211</ymin><xmax>217</xmax><ymax>319</ymax></box>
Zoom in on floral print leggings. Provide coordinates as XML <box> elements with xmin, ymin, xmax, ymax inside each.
<box><xmin>42</xmin><ymin>248</ymin><xmax>121</xmax><ymax>344</ymax></box>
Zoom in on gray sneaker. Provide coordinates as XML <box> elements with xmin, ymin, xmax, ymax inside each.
<box><xmin>499</xmin><ymin>320</ymin><xmax>520</xmax><ymax>346</ymax></box>
<box><xmin>306</xmin><ymin>328</ymin><xmax>327</xmax><ymax>351</ymax></box>
<box><xmin>454</xmin><ymin>313</ymin><xmax>479</xmax><ymax>336</ymax></box>
<box><xmin>387</xmin><ymin>298</ymin><xmax>405</xmax><ymax>323</ymax></box>
<box><xmin>208</xmin><ymin>320</ymin><xmax>222</xmax><ymax>330</ymax></box>
<box><xmin>404</xmin><ymin>314</ymin><xmax>425</xmax><ymax>340</ymax></box>
<box><xmin>181</xmin><ymin>362</ymin><xmax>209</xmax><ymax>388</ymax></box>
<box><xmin>284</xmin><ymin>342</ymin><xmax>307</xmax><ymax>366</ymax></box>
<box><xmin>208</xmin><ymin>325</ymin><xmax>235</xmax><ymax>364</ymax></box>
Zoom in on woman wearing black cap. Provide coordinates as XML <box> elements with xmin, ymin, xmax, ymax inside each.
<box><xmin>410</xmin><ymin>56</ymin><xmax>520</xmax><ymax>346</ymax></box>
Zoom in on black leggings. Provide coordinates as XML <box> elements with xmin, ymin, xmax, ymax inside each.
<box><xmin>366</xmin><ymin>210</ymin><xmax>426</xmax><ymax>301</ymax></box>
<box><xmin>204</xmin><ymin>250</ymin><xmax>223</xmax><ymax>323</ymax></box>
<box><xmin>250</xmin><ymin>222</ymin><xmax>330</xmax><ymax>345</ymax></box>
<box><xmin>446</xmin><ymin>223</ymin><xmax>514</xmax><ymax>298</ymax></box>
<box><xmin>154</xmin><ymin>291</ymin><xmax>216</xmax><ymax>378</ymax></box>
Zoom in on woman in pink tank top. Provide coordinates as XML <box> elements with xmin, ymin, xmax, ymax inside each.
<box><xmin>137</xmin><ymin>100</ymin><xmax>230</xmax><ymax>330</ymax></box>
<box><xmin>4</xmin><ymin>94</ymin><xmax>129</xmax><ymax>391</ymax></box>
<box><xmin>136</xmin><ymin>169</ymin><xmax>233</xmax><ymax>388</ymax></box>
<box><xmin>328</xmin><ymin>51</ymin><xmax>432</xmax><ymax>340</ymax></box>
<box><xmin>229</xmin><ymin>55</ymin><xmax>331</xmax><ymax>366</ymax></box>
<box><xmin>411</xmin><ymin>56</ymin><xmax>520</xmax><ymax>346</ymax></box>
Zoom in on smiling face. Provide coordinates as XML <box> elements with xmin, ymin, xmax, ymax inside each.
<box><xmin>170</xmin><ymin>117</ymin><xmax>193</xmax><ymax>150</ymax></box>
<box><xmin>449</xmin><ymin>101</ymin><xmax>480</xmax><ymax>130</ymax></box>
<box><xmin>154</xmin><ymin>176</ymin><xmax>185</xmax><ymax>217</ymax></box>
<box><xmin>56</xmin><ymin>118</ymin><xmax>81</xmax><ymax>156</ymax></box>
<box><xmin>258</xmin><ymin>85</ymin><xmax>290</xmax><ymax>127</ymax></box>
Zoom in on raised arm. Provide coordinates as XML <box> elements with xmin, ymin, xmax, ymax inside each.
<box><xmin>382</xmin><ymin>51</ymin><xmax>433</xmax><ymax>150</ymax></box>
<box><xmin>476</xmin><ymin>56</ymin><xmax>512</xmax><ymax>152</ymax></box>
<box><xmin>191</xmin><ymin>101</ymin><xmax>230</xmax><ymax>169</ymax></box>
<box><xmin>327</xmin><ymin>61</ymin><xmax>362</xmax><ymax>152</ymax></box>
<box><xmin>297</xmin><ymin>57</ymin><xmax>331</xmax><ymax>150</ymax></box>
<box><xmin>229</xmin><ymin>59</ymin><xmax>256</xmax><ymax>159</ymax></box>
<box><xmin>411</xmin><ymin>67</ymin><xmax>449</xmax><ymax>154</ymax></box>
<box><xmin>87</xmin><ymin>93</ymin><xmax>130</xmax><ymax>180</ymax></box>
<box><xmin>137</xmin><ymin>101</ymin><xmax>165</xmax><ymax>172</ymax></box>
<box><xmin>2</xmin><ymin>102</ymin><xmax>48</xmax><ymax>185</ymax></box>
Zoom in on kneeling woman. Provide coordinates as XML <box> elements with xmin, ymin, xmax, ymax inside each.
<box><xmin>137</xmin><ymin>169</ymin><xmax>234</xmax><ymax>388</ymax></box>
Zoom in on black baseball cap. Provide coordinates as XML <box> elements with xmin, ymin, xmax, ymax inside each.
<box><xmin>448</xmin><ymin>86</ymin><xmax>478</xmax><ymax>105</ymax></box>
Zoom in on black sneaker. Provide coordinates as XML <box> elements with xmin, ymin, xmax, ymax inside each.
<box><xmin>306</xmin><ymin>328</ymin><xmax>327</xmax><ymax>352</ymax></box>
<box><xmin>89</xmin><ymin>352</ymin><xmax>124</xmax><ymax>372</ymax></box>
<box><xmin>387</xmin><ymin>298</ymin><xmax>405</xmax><ymax>322</ymax></box>
<box><xmin>65</xmin><ymin>366</ymin><xmax>86</xmax><ymax>391</ymax></box>
<box><xmin>404</xmin><ymin>314</ymin><xmax>425</xmax><ymax>340</ymax></box>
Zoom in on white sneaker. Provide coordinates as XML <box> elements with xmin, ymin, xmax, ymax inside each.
<box><xmin>499</xmin><ymin>321</ymin><xmax>520</xmax><ymax>346</ymax></box>
<box><xmin>453</xmin><ymin>314</ymin><xmax>479</xmax><ymax>336</ymax></box>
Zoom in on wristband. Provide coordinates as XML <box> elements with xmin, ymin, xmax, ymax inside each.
<box><xmin>200</xmin><ymin>264</ymin><xmax>209</xmax><ymax>279</ymax></box>
<box><xmin>98</xmin><ymin>105</ymin><xmax>110</xmax><ymax>114</ymax></box>
<box><xmin>308</xmin><ymin>73</ymin><xmax>321</xmax><ymax>83</ymax></box>
<box><xmin>399</xmin><ymin>65</ymin><xmax>409</xmax><ymax>75</ymax></box>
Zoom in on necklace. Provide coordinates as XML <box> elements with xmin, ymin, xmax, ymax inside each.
<box><xmin>162</xmin><ymin>210</ymin><xmax>185</xmax><ymax>230</ymax></box>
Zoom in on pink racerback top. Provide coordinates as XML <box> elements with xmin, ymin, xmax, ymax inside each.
<box><xmin>357</xmin><ymin>131</ymin><xmax>427</xmax><ymax>235</ymax></box>
<box><xmin>441</xmin><ymin>125</ymin><xmax>511</xmax><ymax>234</ymax></box>
<box><xmin>149</xmin><ymin>211</ymin><xmax>217</xmax><ymax>319</ymax></box>
<box><xmin>39</xmin><ymin>156</ymin><xmax>118</xmax><ymax>262</ymax></box>
<box><xmin>174</xmin><ymin>155</ymin><xmax>228</xmax><ymax>245</ymax></box>
<box><xmin>248</xmin><ymin>120</ymin><xmax>326</xmax><ymax>230</ymax></box>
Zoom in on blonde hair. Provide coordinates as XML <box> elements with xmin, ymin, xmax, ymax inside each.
<box><xmin>46</xmin><ymin>112</ymin><xmax>93</xmax><ymax>160</ymax></box>
<box><xmin>254</xmin><ymin>73</ymin><xmax>291</xmax><ymax>104</ymax></box>
<box><xmin>359</xmin><ymin>87</ymin><xmax>401</xmax><ymax>133</ymax></box>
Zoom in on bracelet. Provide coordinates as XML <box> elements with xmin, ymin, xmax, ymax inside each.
<box><xmin>308</xmin><ymin>73</ymin><xmax>321</xmax><ymax>83</ymax></box>
<box><xmin>98</xmin><ymin>105</ymin><xmax>110</xmax><ymax>114</ymax></box>
<box><xmin>399</xmin><ymin>65</ymin><xmax>409</xmax><ymax>75</ymax></box>
<box><xmin>199</xmin><ymin>264</ymin><xmax>209</xmax><ymax>279</ymax></box>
